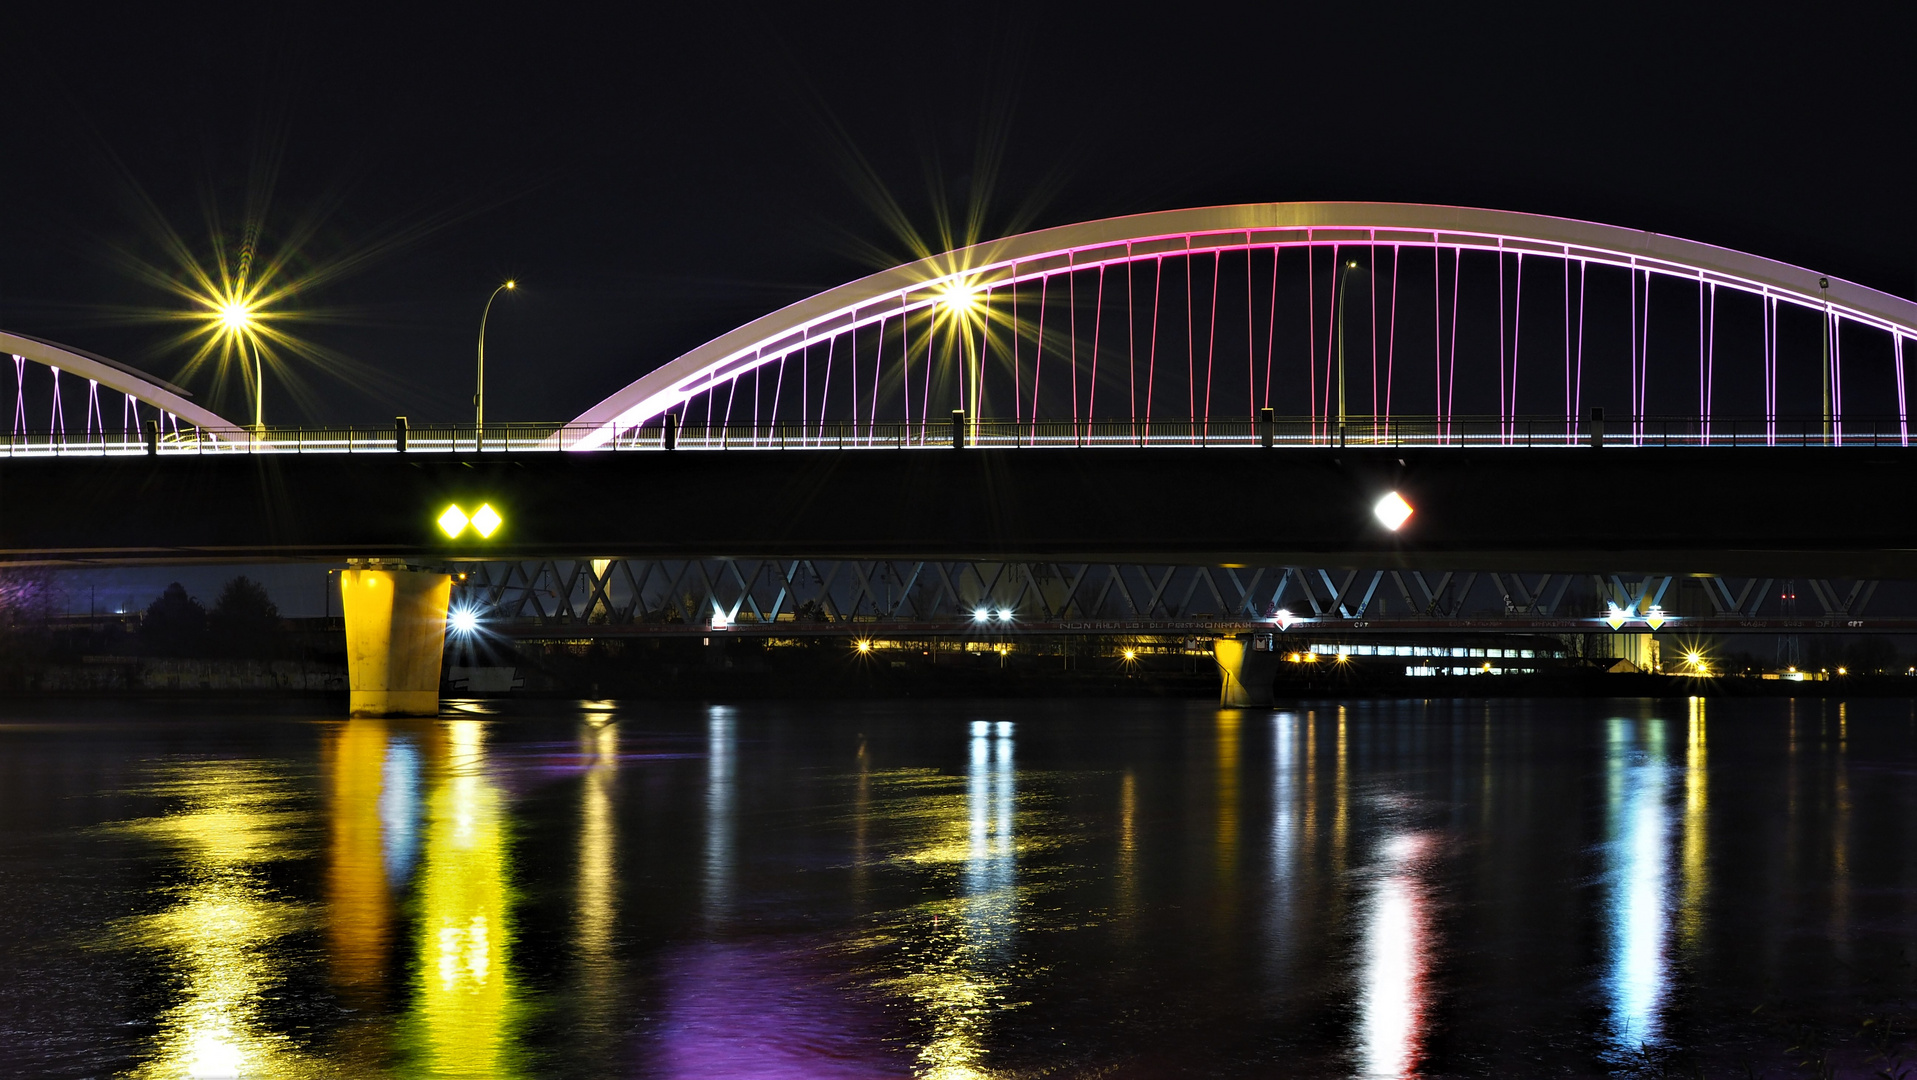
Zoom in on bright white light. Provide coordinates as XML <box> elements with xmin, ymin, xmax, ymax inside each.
<box><xmin>470</xmin><ymin>503</ymin><xmax>503</xmax><ymax>538</ymax></box>
<box><xmin>450</xmin><ymin>607</ymin><xmax>480</xmax><ymax>635</ymax></box>
<box><xmin>974</xmin><ymin>608</ymin><xmax>990</xmax><ymax>622</ymax></box>
<box><xmin>1373</xmin><ymin>491</ymin><xmax>1414</xmax><ymax>531</ymax></box>
<box><xmin>996</xmin><ymin>608</ymin><xmax>1012</xmax><ymax>621</ymax></box>
<box><xmin>710</xmin><ymin>610</ymin><xmax>730</xmax><ymax>630</ymax></box>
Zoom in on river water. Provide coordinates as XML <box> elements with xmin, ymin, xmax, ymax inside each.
<box><xmin>2</xmin><ymin>697</ymin><xmax>1913</xmax><ymax>1079</ymax></box>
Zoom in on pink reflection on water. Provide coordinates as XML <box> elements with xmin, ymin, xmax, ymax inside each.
<box><xmin>1357</xmin><ymin>832</ymin><xmax>1436</xmax><ymax>1080</ymax></box>
<box><xmin>655</xmin><ymin>941</ymin><xmax>901</xmax><ymax>1079</ymax></box>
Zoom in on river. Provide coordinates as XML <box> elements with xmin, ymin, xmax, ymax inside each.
<box><xmin>1</xmin><ymin>696</ymin><xmax>1911</xmax><ymax>1078</ymax></box>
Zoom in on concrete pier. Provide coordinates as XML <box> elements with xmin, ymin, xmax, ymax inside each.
<box><xmin>340</xmin><ymin>565</ymin><xmax>451</xmax><ymax>717</ymax></box>
<box><xmin>1213</xmin><ymin>632</ymin><xmax>1281</xmax><ymax>707</ymax></box>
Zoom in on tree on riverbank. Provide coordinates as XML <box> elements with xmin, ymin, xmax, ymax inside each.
<box><xmin>140</xmin><ymin>583</ymin><xmax>207</xmax><ymax>656</ymax></box>
<box><xmin>209</xmin><ymin>576</ymin><xmax>281</xmax><ymax>657</ymax></box>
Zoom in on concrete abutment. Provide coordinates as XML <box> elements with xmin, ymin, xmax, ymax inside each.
<box><xmin>340</xmin><ymin>565</ymin><xmax>451</xmax><ymax>717</ymax></box>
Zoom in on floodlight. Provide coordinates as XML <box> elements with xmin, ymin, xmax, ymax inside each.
<box><xmin>450</xmin><ymin>607</ymin><xmax>480</xmax><ymax>635</ymax></box>
<box><xmin>1373</xmin><ymin>491</ymin><xmax>1414</xmax><ymax>531</ymax></box>
<box><xmin>437</xmin><ymin>505</ymin><xmax>470</xmax><ymax>537</ymax></box>
<box><xmin>471</xmin><ymin>504</ymin><xmax>503</xmax><ymax>538</ymax></box>
<box><xmin>973</xmin><ymin>608</ymin><xmax>990</xmax><ymax>621</ymax></box>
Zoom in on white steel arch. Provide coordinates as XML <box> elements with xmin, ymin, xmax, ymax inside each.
<box><xmin>567</xmin><ymin>202</ymin><xmax>1917</xmax><ymax>449</ymax></box>
<box><xmin>0</xmin><ymin>328</ymin><xmax>239</xmax><ymax>433</ymax></box>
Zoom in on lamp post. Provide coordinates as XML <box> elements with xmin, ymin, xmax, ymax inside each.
<box><xmin>218</xmin><ymin>302</ymin><xmax>264</xmax><ymax>432</ymax></box>
<box><xmin>476</xmin><ymin>280</ymin><xmax>516</xmax><ymax>449</ymax></box>
<box><xmin>1334</xmin><ymin>258</ymin><xmax>1361</xmax><ymax>444</ymax></box>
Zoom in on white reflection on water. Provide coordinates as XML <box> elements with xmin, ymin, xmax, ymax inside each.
<box><xmin>1355</xmin><ymin>832</ymin><xmax>1433</xmax><ymax>1080</ymax></box>
<box><xmin>1603</xmin><ymin>716</ymin><xmax>1670</xmax><ymax>1053</ymax></box>
<box><xmin>380</xmin><ymin>734</ymin><xmax>421</xmax><ymax>884</ymax></box>
<box><xmin>1268</xmin><ymin>713</ymin><xmax>1299</xmax><ymax>971</ymax></box>
<box><xmin>706</xmin><ymin>708</ymin><xmax>736</xmax><ymax>926</ymax></box>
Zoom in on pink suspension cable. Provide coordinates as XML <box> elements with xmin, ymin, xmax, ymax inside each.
<box><xmin>919</xmin><ymin>297</ymin><xmax>934</xmax><ymax>440</ymax></box>
<box><xmin>1203</xmin><ymin>251</ymin><xmax>1220</xmax><ymax>435</ymax></box>
<box><xmin>1497</xmin><ymin>252</ymin><xmax>1508</xmax><ymax>441</ymax></box>
<box><xmin>49</xmin><ymin>367</ymin><xmax>64</xmax><ymax>439</ymax></box>
<box><xmin>1574</xmin><ymin>262</ymin><xmax>1587</xmax><ymax>437</ymax></box>
<box><xmin>869</xmin><ymin>315</ymin><xmax>886</xmax><ymax>440</ymax></box>
<box><xmin>1186</xmin><ymin>255</ymin><xmax>1197</xmax><ymax>435</ymax></box>
<box><xmin>1896</xmin><ymin>333</ymin><xmax>1909</xmax><ymax>446</ymax></box>
<box><xmin>1509</xmin><ymin>253</ymin><xmax>1524</xmax><ymax>443</ymax></box>
<box><xmin>1704</xmin><ymin>283</ymin><xmax>1716</xmax><ymax>440</ymax></box>
<box><xmin>1029</xmin><ymin>273</ymin><xmax>1049</xmax><ymax>438</ymax></box>
<box><xmin>1638</xmin><ymin>271</ymin><xmax>1652</xmax><ymax>441</ymax></box>
<box><xmin>1308</xmin><ymin>247</ymin><xmax>1319</xmax><ymax>439</ymax></box>
<box><xmin>973</xmin><ymin>289</ymin><xmax>991</xmax><ymax>426</ymax></box>
<box><xmin>1383</xmin><ymin>245</ymin><xmax>1399</xmax><ymax>431</ymax></box>
<box><xmin>1446</xmin><ymin>248</ymin><xmax>1461</xmax><ymax>438</ymax></box>
<box><xmin>1824</xmin><ymin>312</ymin><xmax>1840</xmax><ymax>443</ymax></box>
<box><xmin>1369</xmin><ymin>238</ymin><xmax>1378</xmax><ymax>428</ymax></box>
<box><xmin>818</xmin><ymin>334</ymin><xmax>836</xmax><ymax>441</ymax></box>
<box><xmin>1145</xmin><ymin>257</ymin><xmax>1162</xmax><ymax>441</ymax></box>
<box><xmin>1012</xmin><ymin>271</ymin><xmax>1022</xmax><ymax>427</ymax></box>
<box><xmin>1126</xmin><ymin>259</ymin><xmax>1137</xmax><ymax>435</ymax></box>
<box><xmin>1563</xmin><ymin>256</ymin><xmax>1572</xmax><ymax>438</ymax></box>
<box><xmin>12</xmin><ymin>357</ymin><xmax>25</xmax><ymax>437</ymax></box>
<box><xmin>1069</xmin><ymin>268</ymin><xmax>1079</xmax><ymax>431</ymax></box>
<box><xmin>769</xmin><ymin>353</ymin><xmax>786</xmax><ymax>446</ymax></box>
<box><xmin>1433</xmin><ymin>248</ymin><xmax>1443</xmax><ymax>436</ymax></box>
<box><xmin>1264</xmin><ymin>246</ymin><xmax>1280</xmax><ymax>410</ymax></box>
<box><xmin>1087</xmin><ymin>268</ymin><xmax>1105</xmax><ymax>425</ymax></box>
<box><xmin>1245</xmin><ymin>245</ymin><xmax>1256</xmax><ymax>418</ymax></box>
<box><xmin>1629</xmin><ymin>269</ymin><xmax>1638</xmax><ymax>441</ymax></box>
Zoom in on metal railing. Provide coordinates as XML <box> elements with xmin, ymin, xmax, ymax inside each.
<box><xmin>1</xmin><ymin>414</ymin><xmax>1908</xmax><ymax>456</ymax></box>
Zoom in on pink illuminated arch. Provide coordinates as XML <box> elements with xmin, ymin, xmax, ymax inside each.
<box><xmin>566</xmin><ymin>202</ymin><xmax>1917</xmax><ymax>449</ymax></box>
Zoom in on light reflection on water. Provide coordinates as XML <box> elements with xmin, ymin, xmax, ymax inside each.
<box><xmin>25</xmin><ymin>698</ymin><xmax>1912</xmax><ymax>1078</ymax></box>
<box><xmin>109</xmin><ymin>762</ymin><xmax>316</xmax><ymax>1080</ymax></box>
<box><xmin>1355</xmin><ymin>832</ymin><xmax>1434</xmax><ymax>1080</ymax></box>
<box><xmin>1603</xmin><ymin>713</ymin><xmax>1670</xmax><ymax>1055</ymax></box>
<box><xmin>397</xmin><ymin>719</ymin><xmax>521</xmax><ymax>1078</ymax></box>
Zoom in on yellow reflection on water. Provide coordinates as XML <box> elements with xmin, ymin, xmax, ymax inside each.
<box><xmin>398</xmin><ymin>719</ymin><xmax>521</xmax><ymax>1078</ymax></box>
<box><xmin>1215</xmin><ymin>710</ymin><xmax>1241</xmax><ymax>882</ymax></box>
<box><xmin>324</xmin><ymin>720</ymin><xmax>392</xmax><ymax>1000</ymax></box>
<box><xmin>1679</xmin><ymin>698</ymin><xmax>1709</xmax><ymax>950</ymax></box>
<box><xmin>112</xmin><ymin>763</ymin><xmax>317</xmax><ymax>1080</ymax></box>
<box><xmin>576</xmin><ymin>720</ymin><xmax>619</xmax><ymax>1009</ymax></box>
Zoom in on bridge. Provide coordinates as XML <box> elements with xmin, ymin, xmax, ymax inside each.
<box><xmin>5</xmin><ymin>203</ymin><xmax>1914</xmax><ymax>712</ymax></box>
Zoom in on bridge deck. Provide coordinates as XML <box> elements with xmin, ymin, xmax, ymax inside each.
<box><xmin>2</xmin><ymin>446</ymin><xmax>1910</xmax><ymax>576</ymax></box>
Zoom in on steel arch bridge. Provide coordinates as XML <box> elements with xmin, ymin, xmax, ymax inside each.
<box><xmin>567</xmin><ymin>202</ymin><xmax>1917</xmax><ymax>451</ymax></box>
<box><xmin>0</xmin><ymin>329</ymin><xmax>239</xmax><ymax>449</ymax></box>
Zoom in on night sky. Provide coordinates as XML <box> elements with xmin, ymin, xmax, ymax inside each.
<box><xmin>6</xmin><ymin>4</ymin><xmax>1915</xmax><ymax>612</ymax></box>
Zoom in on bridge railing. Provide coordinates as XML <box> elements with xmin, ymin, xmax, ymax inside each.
<box><xmin>0</xmin><ymin>415</ymin><xmax>1907</xmax><ymax>455</ymax></box>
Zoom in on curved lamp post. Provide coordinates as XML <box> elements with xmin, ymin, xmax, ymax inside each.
<box><xmin>1334</xmin><ymin>258</ymin><xmax>1361</xmax><ymax>444</ymax></box>
<box><xmin>476</xmin><ymin>280</ymin><xmax>516</xmax><ymax>449</ymax></box>
<box><xmin>218</xmin><ymin>302</ymin><xmax>264</xmax><ymax>432</ymax></box>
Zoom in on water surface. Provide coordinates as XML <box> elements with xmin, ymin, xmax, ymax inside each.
<box><xmin>1</xmin><ymin>697</ymin><xmax>1913</xmax><ymax>1078</ymax></box>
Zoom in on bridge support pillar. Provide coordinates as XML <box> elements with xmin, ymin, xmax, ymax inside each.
<box><xmin>1214</xmin><ymin>632</ymin><xmax>1280</xmax><ymax>707</ymax></box>
<box><xmin>340</xmin><ymin>564</ymin><xmax>452</xmax><ymax>717</ymax></box>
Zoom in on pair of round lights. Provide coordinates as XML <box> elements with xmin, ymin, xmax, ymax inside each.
<box><xmin>438</xmin><ymin>503</ymin><xmax>503</xmax><ymax>539</ymax></box>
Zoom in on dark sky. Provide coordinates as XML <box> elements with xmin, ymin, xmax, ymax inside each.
<box><xmin>3</xmin><ymin>3</ymin><xmax>1913</xmax><ymax>429</ymax></box>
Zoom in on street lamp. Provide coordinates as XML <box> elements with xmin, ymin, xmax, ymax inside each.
<box><xmin>476</xmin><ymin>280</ymin><xmax>516</xmax><ymax>449</ymax></box>
<box><xmin>1334</xmin><ymin>258</ymin><xmax>1362</xmax><ymax>444</ymax></box>
<box><xmin>219</xmin><ymin>301</ymin><xmax>264</xmax><ymax>431</ymax></box>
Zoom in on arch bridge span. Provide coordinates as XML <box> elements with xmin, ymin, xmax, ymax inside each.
<box><xmin>569</xmin><ymin>202</ymin><xmax>1917</xmax><ymax>450</ymax></box>
<box><xmin>0</xmin><ymin>329</ymin><xmax>241</xmax><ymax>449</ymax></box>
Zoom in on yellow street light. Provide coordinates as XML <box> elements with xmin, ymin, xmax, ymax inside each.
<box><xmin>437</xmin><ymin>503</ymin><xmax>503</xmax><ymax>539</ymax></box>
<box><xmin>476</xmin><ymin>281</ymin><xmax>517</xmax><ymax>449</ymax></box>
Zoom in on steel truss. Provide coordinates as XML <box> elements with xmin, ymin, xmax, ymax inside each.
<box><xmin>451</xmin><ymin>560</ymin><xmax>1900</xmax><ymax>637</ymax></box>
